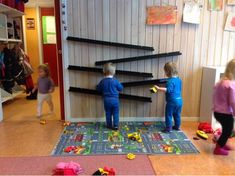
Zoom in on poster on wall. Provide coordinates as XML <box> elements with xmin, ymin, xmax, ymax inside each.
<box><xmin>146</xmin><ymin>6</ymin><xmax>177</xmax><ymax>25</ymax></box>
<box><xmin>183</xmin><ymin>2</ymin><xmax>201</xmax><ymax>24</ymax></box>
<box><xmin>42</xmin><ymin>16</ymin><xmax>56</xmax><ymax>44</ymax></box>
<box><xmin>225</xmin><ymin>13</ymin><xmax>235</xmax><ymax>32</ymax></box>
<box><xmin>26</xmin><ymin>18</ymin><xmax>35</xmax><ymax>30</ymax></box>
<box><xmin>208</xmin><ymin>0</ymin><xmax>223</xmax><ymax>11</ymax></box>
<box><xmin>227</xmin><ymin>0</ymin><xmax>235</xmax><ymax>5</ymax></box>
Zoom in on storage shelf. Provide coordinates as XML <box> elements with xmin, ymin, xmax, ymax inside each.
<box><xmin>7</xmin><ymin>39</ymin><xmax>22</xmax><ymax>42</ymax></box>
<box><xmin>0</xmin><ymin>3</ymin><xmax>24</xmax><ymax>18</ymax></box>
<box><xmin>1</xmin><ymin>84</ymin><xmax>24</xmax><ymax>103</ymax></box>
<box><xmin>0</xmin><ymin>37</ymin><xmax>7</xmax><ymax>41</ymax></box>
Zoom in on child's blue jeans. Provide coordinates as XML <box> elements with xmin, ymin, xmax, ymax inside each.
<box><xmin>165</xmin><ymin>98</ymin><xmax>183</xmax><ymax>129</ymax></box>
<box><xmin>104</xmin><ymin>97</ymin><xmax>119</xmax><ymax>128</ymax></box>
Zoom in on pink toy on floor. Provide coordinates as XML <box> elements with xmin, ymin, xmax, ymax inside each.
<box><xmin>53</xmin><ymin>161</ymin><xmax>83</xmax><ymax>175</ymax></box>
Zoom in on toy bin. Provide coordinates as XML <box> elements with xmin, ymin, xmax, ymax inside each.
<box><xmin>0</xmin><ymin>0</ymin><xmax>7</xmax><ymax>5</ymax></box>
<box><xmin>5</xmin><ymin>0</ymin><xmax>15</xmax><ymax>8</ymax></box>
<box><xmin>16</xmin><ymin>0</ymin><xmax>24</xmax><ymax>12</ymax></box>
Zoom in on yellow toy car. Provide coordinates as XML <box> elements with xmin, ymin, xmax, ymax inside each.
<box><xmin>40</xmin><ymin>119</ymin><xmax>46</xmax><ymax>125</ymax></box>
<box><xmin>127</xmin><ymin>153</ymin><xmax>136</xmax><ymax>160</ymax></box>
<box><xmin>150</xmin><ymin>86</ymin><xmax>158</xmax><ymax>93</ymax></box>
<box><xmin>196</xmin><ymin>130</ymin><xmax>208</xmax><ymax>140</ymax></box>
<box><xmin>127</xmin><ymin>132</ymin><xmax>142</xmax><ymax>143</ymax></box>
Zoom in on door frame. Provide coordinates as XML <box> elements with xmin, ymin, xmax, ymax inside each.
<box><xmin>54</xmin><ymin>0</ymin><xmax>65</xmax><ymax>120</ymax></box>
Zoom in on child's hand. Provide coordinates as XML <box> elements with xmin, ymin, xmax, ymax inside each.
<box><xmin>49</xmin><ymin>89</ymin><xmax>54</xmax><ymax>93</ymax></box>
<box><xmin>154</xmin><ymin>85</ymin><xmax>160</xmax><ymax>90</ymax></box>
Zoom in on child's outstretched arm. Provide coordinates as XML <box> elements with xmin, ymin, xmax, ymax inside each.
<box><xmin>154</xmin><ymin>85</ymin><xmax>167</xmax><ymax>92</ymax></box>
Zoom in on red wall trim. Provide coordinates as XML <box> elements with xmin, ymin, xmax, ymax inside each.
<box><xmin>54</xmin><ymin>0</ymin><xmax>65</xmax><ymax>120</ymax></box>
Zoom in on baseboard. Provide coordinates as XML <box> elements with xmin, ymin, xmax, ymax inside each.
<box><xmin>67</xmin><ymin>116</ymin><xmax>199</xmax><ymax>122</ymax></box>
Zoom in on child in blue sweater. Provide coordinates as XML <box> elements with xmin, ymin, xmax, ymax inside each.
<box><xmin>154</xmin><ymin>62</ymin><xmax>183</xmax><ymax>133</ymax></box>
<box><xmin>97</xmin><ymin>63</ymin><xmax>123</xmax><ymax>130</ymax></box>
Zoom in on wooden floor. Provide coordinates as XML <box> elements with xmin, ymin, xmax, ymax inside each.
<box><xmin>1</xmin><ymin>89</ymin><xmax>235</xmax><ymax>175</ymax></box>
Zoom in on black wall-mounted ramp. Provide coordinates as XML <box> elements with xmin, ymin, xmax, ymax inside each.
<box><xmin>122</xmin><ymin>78</ymin><xmax>168</xmax><ymax>87</ymax></box>
<box><xmin>95</xmin><ymin>52</ymin><xmax>182</xmax><ymax>65</ymax></box>
<box><xmin>68</xmin><ymin>65</ymin><xmax>153</xmax><ymax>78</ymax></box>
<box><xmin>69</xmin><ymin>87</ymin><xmax>152</xmax><ymax>102</ymax></box>
<box><xmin>67</xmin><ymin>36</ymin><xmax>154</xmax><ymax>51</ymax></box>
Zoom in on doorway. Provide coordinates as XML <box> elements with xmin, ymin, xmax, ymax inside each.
<box><xmin>40</xmin><ymin>7</ymin><xmax>58</xmax><ymax>85</ymax></box>
<box><xmin>1</xmin><ymin>0</ymin><xmax>64</xmax><ymax>121</ymax></box>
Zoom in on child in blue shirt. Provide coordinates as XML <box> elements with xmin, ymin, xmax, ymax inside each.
<box><xmin>97</xmin><ymin>63</ymin><xmax>123</xmax><ymax>130</ymax></box>
<box><xmin>154</xmin><ymin>62</ymin><xmax>183</xmax><ymax>132</ymax></box>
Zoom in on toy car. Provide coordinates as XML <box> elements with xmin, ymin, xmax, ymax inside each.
<box><xmin>196</xmin><ymin>130</ymin><xmax>208</xmax><ymax>140</ymax></box>
<box><xmin>64</xmin><ymin>146</ymin><xmax>76</xmax><ymax>153</ymax></box>
<box><xmin>126</xmin><ymin>153</ymin><xmax>136</xmax><ymax>160</ymax></box>
<box><xmin>93</xmin><ymin>166</ymin><xmax>115</xmax><ymax>175</ymax></box>
<box><xmin>40</xmin><ymin>119</ymin><xmax>46</xmax><ymax>125</ymax></box>
<box><xmin>127</xmin><ymin>132</ymin><xmax>142</xmax><ymax>143</ymax></box>
<box><xmin>150</xmin><ymin>86</ymin><xmax>158</xmax><ymax>93</ymax></box>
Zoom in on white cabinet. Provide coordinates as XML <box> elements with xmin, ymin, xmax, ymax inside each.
<box><xmin>200</xmin><ymin>66</ymin><xmax>225</xmax><ymax>130</ymax></box>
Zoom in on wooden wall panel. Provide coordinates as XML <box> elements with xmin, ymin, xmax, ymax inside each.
<box><xmin>64</xmin><ymin>0</ymin><xmax>235</xmax><ymax>119</ymax></box>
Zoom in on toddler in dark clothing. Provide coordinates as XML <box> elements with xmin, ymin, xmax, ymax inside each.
<box><xmin>97</xmin><ymin>63</ymin><xmax>123</xmax><ymax>130</ymax></box>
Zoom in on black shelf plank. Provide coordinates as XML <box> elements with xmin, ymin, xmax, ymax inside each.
<box><xmin>68</xmin><ymin>65</ymin><xmax>153</xmax><ymax>78</ymax></box>
<box><xmin>67</xmin><ymin>36</ymin><xmax>154</xmax><ymax>51</ymax></box>
<box><xmin>69</xmin><ymin>87</ymin><xmax>152</xmax><ymax>102</ymax></box>
<box><xmin>95</xmin><ymin>52</ymin><xmax>182</xmax><ymax>65</ymax></box>
<box><xmin>122</xmin><ymin>78</ymin><xmax>168</xmax><ymax>87</ymax></box>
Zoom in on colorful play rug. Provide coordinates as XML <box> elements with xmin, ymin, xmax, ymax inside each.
<box><xmin>52</xmin><ymin>122</ymin><xmax>199</xmax><ymax>156</ymax></box>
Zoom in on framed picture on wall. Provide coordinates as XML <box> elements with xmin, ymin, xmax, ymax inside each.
<box><xmin>208</xmin><ymin>0</ymin><xmax>223</xmax><ymax>11</ymax></box>
<box><xmin>225</xmin><ymin>13</ymin><xmax>235</xmax><ymax>32</ymax></box>
<box><xmin>227</xmin><ymin>0</ymin><xmax>235</xmax><ymax>5</ymax></box>
<box><xmin>26</xmin><ymin>18</ymin><xmax>35</xmax><ymax>30</ymax></box>
<box><xmin>146</xmin><ymin>6</ymin><xmax>177</xmax><ymax>25</ymax></box>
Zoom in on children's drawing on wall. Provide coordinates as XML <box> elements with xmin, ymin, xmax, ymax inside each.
<box><xmin>208</xmin><ymin>0</ymin><xmax>223</xmax><ymax>11</ymax></box>
<box><xmin>146</xmin><ymin>6</ymin><xmax>177</xmax><ymax>25</ymax></box>
<box><xmin>225</xmin><ymin>13</ymin><xmax>235</xmax><ymax>32</ymax></box>
<box><xmin>227</xmin><ymin>0</ymin><xmax>235</xmax><ymax>5</ymax></box>
<box><xmin>183</xmin><ymin>2</ymin><xmax>201</xmax><ymax>24</ymax></box>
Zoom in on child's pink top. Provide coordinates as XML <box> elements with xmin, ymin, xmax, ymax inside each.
<box><xmin>213</xmin><ymin>79</ymin><xmax>235</xmax><ymax>115</ymax></box>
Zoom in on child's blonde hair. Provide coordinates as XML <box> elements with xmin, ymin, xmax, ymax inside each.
<box><xmin>103</xmin><ymin>63</ymin><xmax>116</xmax><ymax>76</ymax></box>
<box><xmin>164</xmin><ymin>62</ymin><xmax>178</xmax><ymax>77</ymax></box>
<box><xmin>223</xmin><ymin>59</ymin><xmax>235</xmax><ymax>80</ymax></box>
<box><xmin>38</xmin><ymin>63</ymin><xmax>50</xmax><ymax>77</ymax></box>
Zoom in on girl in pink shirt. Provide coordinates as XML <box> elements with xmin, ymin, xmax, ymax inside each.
<box><xmin>213</xmin><ymin>59</ymin><xmax>235</xmax><ymax>155</ymax></box>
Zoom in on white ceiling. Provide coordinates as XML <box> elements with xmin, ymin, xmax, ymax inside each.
<box><xmin>25</xmin><ymin>0</ymin><xmax>54</xmax><ymax>7</ymax></box>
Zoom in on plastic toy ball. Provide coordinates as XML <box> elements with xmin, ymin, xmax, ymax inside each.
<box><xmin>196</xmin><ymin>130</ymin><xmax>208</xmax><ymax>140</ymax></box>
<box><xmin>40</xmin><ymin>119</ymin><xmax>46</xmax><ymax>125</ymax></box>
<box><xmin>127</xmin><ymin>153</ymin><xmax>136</xmax><ymax>160</ymax></box>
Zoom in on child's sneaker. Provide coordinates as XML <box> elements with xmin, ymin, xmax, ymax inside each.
<box><xmin>161</xmin><ymin>127</ymin><xmax>172</xmax><ymax>133</ymax></box>
<box><xmin>214</xmin><ymin>145</ymin><xmax>229</xmax><ymax>155</ymax></box>
<box><xmin>113</xmin><ymin>127</ymin><xmax>119</xmax><ymax>131</ymax></box>
<box><xmin>173</xmin><ymin>126</ymin><xmax>180</xmax><ymax>131</ymax></box>
<box><xmin>223</xmin><ymin>144</ymin><xmax>232</xmax><ymax>151</ymax></box>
